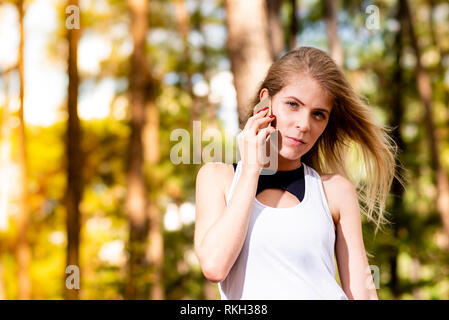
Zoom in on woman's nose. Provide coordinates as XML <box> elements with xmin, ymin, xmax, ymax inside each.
<box><xmin>295</xmin><ymin>114</ymin><xmax>310</xmax><ymax>132</ymax></box>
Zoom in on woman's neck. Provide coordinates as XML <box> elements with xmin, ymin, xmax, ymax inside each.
<box><xmin>260</xmin><ymin>138</ymin><xmax>302</xmax><ymax>172</ymax></box>
<box><xmin>262</xmin><ymin>156</ymin><xmax>302</xmax><ymax>172</ymax></box>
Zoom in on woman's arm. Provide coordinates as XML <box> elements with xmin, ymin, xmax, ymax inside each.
<box><xmin>334</xmin><ymin>175</ymin><xmax>379</xmax><ymax>300</ymax></box>
<box><xmin>194</xmin><ymin>108</ymin><xmax>275</xmax><ymax>283</ymax></box>
<box><xmin>194</xmin><ymin>162</ymin><xmax>260</xmax><ymax>283</ymax></box>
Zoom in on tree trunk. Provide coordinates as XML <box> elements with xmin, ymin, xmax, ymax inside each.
<box><xmin>143</xmin><ymin>98</ymin><xmax>164</xmax><ymax>300</ymax></box>
<box><xmin>174</xmin><ymin>0</ymin><xmax>190</xmax><ymax>40</ymax></box>
<box><xmin>411</xmin><ymin>257</ymin><xmax>421</xmax><ymax>299</ymax></box>
<box><xmin>288</xmin><ymin>0</ymin><xmax>300</xmax><ymax>50</ymax></box>
<box><xmin>65</xmin><ymin>0</ymin><xmax>82</xmax><ymax>300</ymax></box>
<box><xmin>0</xmin><ymin>257</ymin><xmax>5</xmax><ymax>299</ymax></box>
<box><xmin>125</xmin><ymin>0</ymin><xmax>149</xmax><ymax>299</ymax></box>
<box><xmin>266</xmin><ymin>0</ymin><xmax>284</xmax><ymax>60</ymax></box>
<box><xmin>15</xmin><ymin>0</ymin><xmax>31</xmax><ymax>300</ymax></box>
<box><xmin>324</xmin><ymin>0</ymin><xmax>343</xmax><ymax>67</ymax></box>
<box><xmin>225</xmin><ymin>0</ymin><xmax>273</xmax><ymax>129</ymax></box>
<box><xmin>146</xmin><ymin>201</ymin><xmax>164</xmax><ymax>299</ymax></box>
<box><xmin>402</xmin><ymin>0</ymin><xmax>449</xmax><ymax>244</ymax></box>
<box><xmin>174</xmin><ymin>0</ymin><xmax>201</xmax><ymax>123</ymax></box>
<box><xmin>388</xmin><ymin>0</ymin><xmax>407</xmax><ymax>298</ymax></box>
<box><xmin>0</xmin><ymin>68</ymin><xmax>13</xmax><ymax>232</ymax></box>
<box><xmin>428</xmin><ymin>0</ymin><xmax>449</xmax><ymax>133</ymax></box>
<box><xmin>143</xmin><ymin>100</ymin><xmax>160</xmax><ymax>165</ymax></box>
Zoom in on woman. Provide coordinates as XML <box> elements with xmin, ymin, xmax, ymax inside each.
<box><xmin>194</xmin><ymin>47</ymin><xmax>405</xmax><ymax>300</ymax></box>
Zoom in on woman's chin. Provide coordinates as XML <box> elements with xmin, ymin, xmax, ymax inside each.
<box><xmin>278</xmin><ymin>146</ymin><xmax>302</xmax><ymax>160</ymax></box>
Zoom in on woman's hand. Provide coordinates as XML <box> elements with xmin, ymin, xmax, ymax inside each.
<box><xmin>237</xmin><ymin>107</ymin><xmax>277</xmax><ymax>175</ymax></box>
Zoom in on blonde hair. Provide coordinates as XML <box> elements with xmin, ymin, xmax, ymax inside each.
<box><xmin>245</xmin><ymin>46</ymin><xmax>407</xmax><ymax>234</ymax></box>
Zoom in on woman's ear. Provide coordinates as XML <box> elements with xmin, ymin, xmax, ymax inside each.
<box><xmin>259</xmin><ymin>88</ymin><xmax>269</xmax><ymax>101</ymax></box>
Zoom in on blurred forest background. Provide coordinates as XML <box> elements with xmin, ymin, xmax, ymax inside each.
<box><xmin>0</xmin><ymin>0</ymin><xmax>448</xmax><ymax>300</ymax></box>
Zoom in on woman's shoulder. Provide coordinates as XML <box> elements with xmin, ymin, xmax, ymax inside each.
<box><xmin>196</xmin><ymin>161</ymin><xmax>235</xmax><ymax>195</ymax></box>
<box><xmin>197</xmin><ymin>161</ymin><xmax>234</xmax><ymax>176</ymax></box>
<box><xmin>318</xmin><ymin>173</ymin><xmax>355</xmax><ymax>226</ymax></box>
<box><xmin>319</xmin><ymin>173</ymin><xmax>355</xmax><ymax>191</ymax></box>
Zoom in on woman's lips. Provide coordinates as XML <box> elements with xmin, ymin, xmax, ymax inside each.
<box><xmin>286</xmin><ymin>136</ymin><xmax>306</xmax><ymax>146</ymax></box>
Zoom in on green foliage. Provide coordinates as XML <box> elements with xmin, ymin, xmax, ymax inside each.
<box><xmin>0</xmin><ymin>0</ymin><xmax>448</xmax><ymax>300</ymax></box>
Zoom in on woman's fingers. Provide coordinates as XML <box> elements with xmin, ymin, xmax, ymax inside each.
<box><xmin>243</xmin><ymin>107</ymin><xmax>270</xmax><ymax>131</ymax></box>
<box><xmin>238</xmin><ymin>107</ymin><xmax>276</xmax><ymax>174</ymax></box>
<box><xmin>250</xmin><ymin>115</ymin><xmax>275</xmax><ymax>135</ymax></box>
<box><xmin>247</xmin><ymin>126</ymin><xmax>277</xmax><ymax>166</ymax></box>
<box><xmin>257</xmin><ymin>125</ymin><xmax>277</xmax><ymax>143</ymax></box>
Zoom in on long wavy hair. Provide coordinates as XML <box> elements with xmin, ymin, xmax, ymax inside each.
<box><xmin>244</xmin><ymin>46</ymin><xmax>407</xmax><ymax>234</ymax></box>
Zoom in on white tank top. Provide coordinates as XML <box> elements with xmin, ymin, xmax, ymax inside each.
<box><xmin>218</xmin><ymin>160</ymin><xmax>348</xmax><ymax>300</ymax></box>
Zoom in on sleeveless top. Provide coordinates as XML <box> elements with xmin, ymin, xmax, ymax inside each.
<box><xmin>236</xmin><ymin>162</ymin><xmax>306</xmax><ymax>203</ymax></box>
<box><xmin>218</xmin><ymin>160</ymin><xmax>348</xmax><ymax>300</ymax></box>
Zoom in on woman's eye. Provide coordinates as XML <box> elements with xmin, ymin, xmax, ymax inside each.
<box><xmin>286</xmin><ymin>101</ymin><xmax>326</xmax><ymax>119</ymax></box>
<box><xmin>314</xmin><ymin>112</ymin><xmax>325</xmax><ymax>119</ymax></box>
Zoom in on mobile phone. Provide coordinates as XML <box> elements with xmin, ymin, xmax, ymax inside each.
<box><xmin>253</xmin><ymin>96</ymin><xmax>275</xmax><ymax>128</ymax></box>
<box><xmin>253</xmin><ymin>96</ymin><xmax>271</xmax><ymax>116</ymax></box>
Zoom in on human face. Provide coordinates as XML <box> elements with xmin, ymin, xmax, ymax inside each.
<box><xmin>259</xmin><ymin>75</ymin><xmax>333</xmax><ymax>170</ymax></box>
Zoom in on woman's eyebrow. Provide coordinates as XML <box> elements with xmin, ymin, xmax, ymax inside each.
<box><xmin>286</xmin><ymin>96</ymin><xmax>305</xmax><ymax>105</ymax></box>
<box><xmin>286</xmin><ymin>96</ymin><xmax>330</xmax><ymax>114</ymax></box>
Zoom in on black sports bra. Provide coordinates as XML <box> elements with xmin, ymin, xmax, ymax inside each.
<box><xmin>232</xmin><ymin>162</ymin><xmax>305</xmax><ymax>202</ymax></box>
